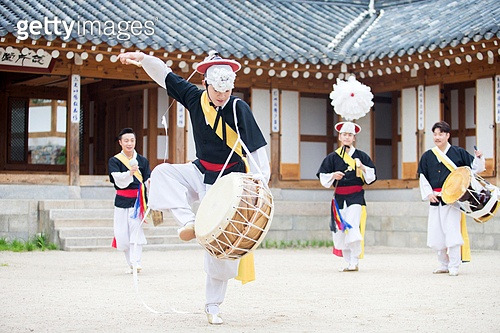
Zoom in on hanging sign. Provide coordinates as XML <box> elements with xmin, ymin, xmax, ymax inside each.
<box><xmin>417</xmin><ymin>85</ymin><xmax>424</xmax><ymax>130</ymax></box>
<box><xmin>271</xmin><ymin>88</ymin><xmax>280</xmax><ymax>132</ymax></box>
<box><xmin>70</xmin><ymin>74</ymin><xmax>80</xmax><ymax>123</ymax></box>
<box><xmin>177</xmin><ymin>102</ymin><xmax>185</xmax><ymax>127</ymax></box>
<box><xmin>0</xmin><ymin>47</ymin><xmax>52</xmax><ymax>69</ymax></box>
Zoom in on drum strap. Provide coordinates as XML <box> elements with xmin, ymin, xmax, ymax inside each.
<box><xmin>431</xmin><ymin>147</ymin><xmax>457</xmax><ymax>172</ymax></box>
<box><xmin>430</xmin><ymin>147</ymin><xmax>471</xmax><ymax>262</ymax></box>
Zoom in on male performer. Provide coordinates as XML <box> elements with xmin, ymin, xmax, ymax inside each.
<box><xmin>118</xmin><ymin>51</ymin><xmax>270</xmax><ymax>324</ymax></box>
<box><xmin>317</xmin><ymin>121</ymin><xmax>376</xmax><ymax>272</ymax></box>
<box><xmin>418</xmin><ymin>121</ymin><xmax>484</xmax><ymax>276</ymax></box>
<box><xmin>108</xmin><ymin>128</ymin><xmax>150</xmax><ymax>274</ymax></box>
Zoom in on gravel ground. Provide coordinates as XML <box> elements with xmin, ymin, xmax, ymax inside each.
<box><xmin>1</xmin><ymin>246</ymin><xmax>499</xmax><ymax>333</ymax></box>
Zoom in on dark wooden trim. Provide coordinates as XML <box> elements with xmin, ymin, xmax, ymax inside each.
<box><xmin>375</xmin><ymin>138</ymin><xmax>392</xmax><ymax>146</ymax></box>
<box><xmin>300</xmin><ymin>134</ymin><xmax>329</xmax><ymax>142</ymax></box>
<box><xmin>147</xmin><ymin>88</ymin><xmax>158</xmax><ymax>168</ymax></box>
<box><xmin>373</xmin><ymin>96</ymin><xmax>392</xmax><ymax>104</ymax></box>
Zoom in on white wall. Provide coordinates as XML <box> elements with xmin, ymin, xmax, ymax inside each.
<box><xmin>356</xmin><ymin>113</ymin><xmax>371</xmax><ymax>154</ymax></box>
<box><xmin>424</xmin><ymin>85</ymin><xmax>440</xmax><ymax>150</ymax></box>
<box><xmin>476</xmin><ymin>78</ymin><xmax>494</xmax><ymax>158</ymax></box>
<box><xmin>281</xmin><ymin>91</ymin><xmax>299</xmax><ymax>164</ymax></box>
<box><xmin>157</xmin><ymin>87</ymin><xmax>168</xmax><ymax>159</ymax></box>
<box><xmin>401</xmin><ymin>88</ymin><xmax>417</xmax><ymax>164</ymax></box>
<box><xmin>251</xmin><ymin>88</ymin><xmax>271</xmax><ymax>156</ymax></box>
<box><xmin>300</xmin><ymin>142</ymin><xmax>327</xmax><ymax>179</ymax></box>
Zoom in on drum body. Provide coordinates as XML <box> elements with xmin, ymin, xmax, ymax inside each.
<box><xmin>195</xmin><ymin>173</ymin><xmax>274</xmax><ymax>259</ymax></box>
<box><xmin>442</xmin><ymin>166</ymin><xmax>499</xmax><ymax>223</ymax></box>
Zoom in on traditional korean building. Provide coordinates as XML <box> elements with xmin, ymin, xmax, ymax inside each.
<box><xmin>1</xmin><ymin>0</ymin><xmax>499</xmax><ymax>190</ymax></box>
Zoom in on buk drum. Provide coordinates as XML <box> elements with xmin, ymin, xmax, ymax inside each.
<box><xmin>441</xmin><ymin>166</ymin><xmax>500</xmax><ymax>223</ymax></box>
<box><xmin>195</xmin><ymin>173</ymin><xmax>274</xmax><ymax>259</ymax></box>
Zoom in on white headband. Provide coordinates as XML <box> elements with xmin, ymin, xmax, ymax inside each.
<box><xmin>205</xmin><ymin>65</ymin><xmax>236</xmax><ymax>92</ymax></box>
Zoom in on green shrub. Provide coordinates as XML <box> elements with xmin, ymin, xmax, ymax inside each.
<box><xmin>259</xmin><ymin>239</ymin><xmax>334</xmax><ymax>249</ymax></box>
<box><xmin>0</xmin><ymin>234</ymin><xmax>58</xmax><ymax>252</ymax></box>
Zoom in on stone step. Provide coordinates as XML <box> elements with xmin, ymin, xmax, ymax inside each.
<box><xmin>39</xmin><ymin>199</ymin><xmax>114</xmax><ymax>210</ymax></box>
<box><xmin>62</xmin><ymin>234</ymin><xmax>189</xmax><ymax>248</ymax></box>
<box><xmin>57</xmin><ymin>226</ymin><xmax>179</xmax><ymax>238</ymax></box>
<box><xmin>52</xmin><ymin>217</ymin><xmax>177</xmax><ymax>228</ymax></box>
<box><xmin>64</xmin><ymin>243</ymin><xmax>200</xmax><ymax>252</ymax></box>
<box><xmin>50</xmin><ymin>209</ymin><xmax>115</xmax><ymax>220</ymax></box>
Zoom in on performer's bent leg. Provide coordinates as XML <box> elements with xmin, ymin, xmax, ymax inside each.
<box><xmin>170</xmin><ymin>207</ymin><xmax>196</xmax><ymax>227</ymax></box>
<box><xmin>148</xmin><ymin>163</ymin><xmax>205</xmax><ymax>212</ymax></box>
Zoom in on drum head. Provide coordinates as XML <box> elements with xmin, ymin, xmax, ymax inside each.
<box><xmin>195</xmin><ymin>173</ymin><xmax>246</xmax><ymax>240</ymax></box>
<box><xmin>441</xmin><ymin>166</ymin><xmax>471</xmax><ymax>204</ymax></box>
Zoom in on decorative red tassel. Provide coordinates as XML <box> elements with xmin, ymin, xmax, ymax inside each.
<box><xmin>111</xmin><ymin>237</ymin><xmax>117</xmax><ymax>248</ymax></box>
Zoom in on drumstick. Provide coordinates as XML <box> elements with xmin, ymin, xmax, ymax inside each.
<box><xmin>125</xmin><ymin>58</ymin><xmax>142</xmax><ymax>67</ymax></box>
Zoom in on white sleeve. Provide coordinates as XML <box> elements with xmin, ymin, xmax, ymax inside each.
<box><xmin>319</xmin><ymin>173</ymin><xmax>335</xmax><ymax>188</ymax></box>
<box><xmin>111</xmin><ymin>171</ymin><xmax>134</xmax><ymax>189</ymax></box>
<box><xmin>419</xmin><ymin>173</ymin><xmax>433</xmax><ymax>201</ymax></box>
<box><xmin>471</xmin><ymin>155</ymin><xmax>486</xmax><ymax>174</ymax></box>
<box><xmin>249</xmin><ymin>147</ymin><xmax>270</xmax><ymax>183</ymax></box>
<box><xmin>140</xmin><ymin>54</ymin><xmax>172</xmax><ymax>89</ymax></box>
<box><xmin>362</xmin><ymin>166</ymin><xmax>376</xmax><ymax>184</ymax></box>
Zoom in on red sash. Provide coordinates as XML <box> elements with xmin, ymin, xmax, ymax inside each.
<box><xmin>199</xmin><ymin>159</ymin><xmax>238</xmax><ymax>172</ymax></box>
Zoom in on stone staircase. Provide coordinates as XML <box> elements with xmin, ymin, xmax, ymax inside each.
<box><xmin>38</xmin><ymin>200</ymin><xmax>199</xmax><ymax>251</ymax></box>
<box><xmin>3</xmin><ymin>186</ymin><xmax>498</xmax><ymax>251</ymax></box>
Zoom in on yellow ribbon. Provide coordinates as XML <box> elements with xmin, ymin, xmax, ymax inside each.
<box><xmin>359</xmin><ymin>206</ymin><xmax>367</xmax><ymax>259</ymax></box>
<box><xmin>335</xmin><ymin>147</ymin><xmax>364</xmax><ymax>182</ymax></box>
<box><xmin>114</xmin><ymin>153</ymin><xmax>143</xmax><ymax>183</ymax></box>
<box><xmin>235</xmin><ymin>252</ymin><xmax>255</xmax><ymax>284</ymax></box>
<box><xmin>114</xmin><ymin>153</ymin><xmax>148</xmax><ymax>216</ymax></box>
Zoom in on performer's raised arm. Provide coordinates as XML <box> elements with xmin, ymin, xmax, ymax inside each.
<box><xmin>118</xmin><ymin>52</ymin><xmax>171</xmax><ymax>89</ymax></box>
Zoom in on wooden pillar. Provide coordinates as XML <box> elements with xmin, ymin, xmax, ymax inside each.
<box><xmin>67</xmin><ymin>72</ymin><xmax>80</xmax><ymax>186</ymax></box>
<box><xmin>147</xmin><ymin>88</ymin><xmax>158</xmax><ymax>168</ymax></box>
<box><xmin>458</xmin><ymin>87</ymin><xmax>466</xmax><ymax>148</ymax></box>
<box><xmin>270</xmin><ymin>132</ymin><xmax>280</xmax><ymax>187</ymax></box>
<box><xmin>50</xmin><ymin>99</ymin><xmax>58</xmax><ymax>134</ymax></box>
<box><xmin>173</xmin><ymin>102</ymin><xmax>185</xmax><ymax>164</ymax></box>
<box><xmin>391</xmin><ymin>91</ymin><xmax>399</xmax><ymax>179</ymax></box>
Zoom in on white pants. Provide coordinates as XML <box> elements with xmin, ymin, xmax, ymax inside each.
<box><xmin>148</xmin><ymin>162</ymin><xmax>239</xmax><ymax>308</ymax></box>
<box><xmin>427</xmin><ymin>204</ymin><xmax>464</xmax><ymax>271</ymax></box>
<box><xmin>332</xmin><ymin>203</ymin><xmax>363</xmax><ymax>266</ymax></box>
<box><xmin>113</xmin><ymin>207</ymin><xmax>147</xmax><ymax>267</ymax></box>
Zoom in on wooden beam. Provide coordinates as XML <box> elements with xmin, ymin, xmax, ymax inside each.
<box><xmin>147</xmin><ymin>88</ymin><xmax>158</xmax><ymax>168</ymax></box>
<box><xmin>67</xmin><ymin>72</ymin><xmax>80</xmax><ymax>186</ymax></box>
<box><xmin>391</xmin><ymin>91</ymin><xmax>399</xmax><ymax>179</ymax></box>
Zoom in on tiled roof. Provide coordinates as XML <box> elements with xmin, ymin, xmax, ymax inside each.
<box><xmin>0</xmin><ymin>0</ymin><xmax>498</xmax><ymax>65</ymax></box>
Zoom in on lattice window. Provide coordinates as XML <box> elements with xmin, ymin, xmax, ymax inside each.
<box><xmin>8</xmin><ymin>98</ymin><xmax>27</xmax><ymax>163</ymax></box>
